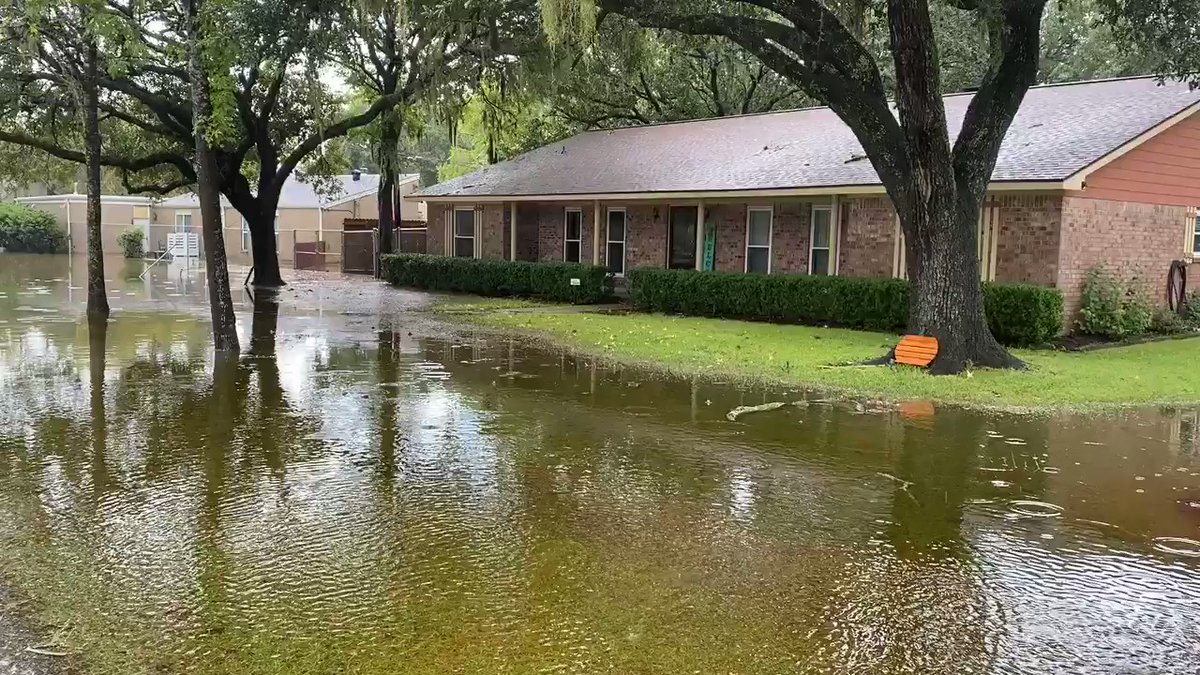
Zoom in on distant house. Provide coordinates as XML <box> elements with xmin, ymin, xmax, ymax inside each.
<box><xmin>15</xmin><ymin>193</ymin><xmax>155</xmax><ymax>255</ymax></box>
<box><xmin>411</xmin><ymin>76</ymin><xmax>1200</xmax><ymax>320</ymax></box>
<box><xmin>157</xmin><ymin>172</ymin><xmax>426</xmax><ymax>262</ymax></box>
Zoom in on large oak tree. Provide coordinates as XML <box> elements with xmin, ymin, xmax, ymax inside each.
<box><xmin>548</xmin><ymin>0</ymin><xmax>1049</xmax><ymax>373</ymax></box>
<box><xmin>0</xmin><ymin>0</ymin><xmax>518</xmax><ymax>287</ymax></box>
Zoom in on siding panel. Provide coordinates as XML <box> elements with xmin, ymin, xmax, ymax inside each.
<box><xmin>1080</xmin><ymin>111</ymin><xmax>1200</xmax><ymax>206</ymax></box>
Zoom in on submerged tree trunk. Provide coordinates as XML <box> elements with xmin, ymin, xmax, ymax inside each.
<box><xmin>83</xmin><ymin>37</ymin><xmax>108</xmax><ymax>319</ymax></box>
<box><xmin>246</xmin><ymin>211</ymin><xmax>283</xmax><ymax>287</ymax></box>
<box><xmin>223</xmin><ymin>179</ymin><xmax>285</xmax><ymax>288</ymax></box>
<box><xmin>186</xmin><ymin>0</ymin><xmax>239</xmax><ymax>352</ymax></box>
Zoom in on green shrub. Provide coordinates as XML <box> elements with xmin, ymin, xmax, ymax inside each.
<box><xmin>628</xmin><ymin>268</ymin><xmax>910</xmax><ymax>330</ymax></box>
<box><xmin>1186</xmin><ymin>292</ymin><xmax>1200</xmax><ymax>328</ymax></box>
<box><xmin>0</xmin><ymin>202</ymin><xmax>67</xmax><ymax>253</ymax></box>
<box><xmin>379</xmin><ymin>254</ymin><xmax>612</xmax><ymax>304</ymax></box>
<box><xmin>117</xmin><ymin>229</ymin><xmax>144</xmax><ymax>258</ymax></box>
<box><xmin>626</xmin><ymin>268</ymin><xmax>1063</xmax><ymax>346</ymax></box>
<box><xmin>1076</xmin><ymin>266</ymin><xmax>1155</xmax><ymax>339</ymax></box>
<box><xmin>983</xmin><ymin>282</ymin><xmax>1065</xmax><ymax>346</ymax></box>
<box><xmin>1151</xmin><ymin>307</ymin><xmax>1189</xmax><ymax>335</ymax></box>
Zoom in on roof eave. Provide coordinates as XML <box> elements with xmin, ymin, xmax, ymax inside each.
<box><xmin>406</xmin><ymin>180</ymin><xmax>1068</xmax><ymax>203</ymax></box>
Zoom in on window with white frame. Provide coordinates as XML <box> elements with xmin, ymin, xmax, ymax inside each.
<box><xmin>1191</xmin><ymin>208</ymin><xmax>1200</xmax><ymax>255</ymax></box>
<box><xmin>745</xmin><ymin>207</ymin><xmax>772</xmax><ymax>274</ymax></box>
<box><xmin>175</xmin><ymin>212</ymin><xmax>193</xmax><ymax>231</ymax></box>
<box><xmin>606</xmin><ymin>208</ymin><xmax>627</xmax><ymax>275</ymax></box>
<box><xmin>453</xmin><ymin>208</ymin><xmax>475</xmax><ymax>258</ymax></box>
<box><xmin>809</xmin><ymin>205</ymin><xmax>834</xmax><ymax>275</ymax></box>
<box><xmin>564</xmin><ymin>209</ymin><xmax>583</xmax><ymax>262</ymax></box>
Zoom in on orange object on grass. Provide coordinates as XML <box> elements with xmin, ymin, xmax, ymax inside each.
<box><xmin>894</xmin><ymin>335</ymin><xmax>939</xmax><ymax>367</ymax></box>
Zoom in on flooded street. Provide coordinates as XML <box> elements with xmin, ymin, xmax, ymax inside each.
<box><xmin>1</xmin><ymin>253</ymin><xmax>1199</xmax><ymax>674</ymax></box>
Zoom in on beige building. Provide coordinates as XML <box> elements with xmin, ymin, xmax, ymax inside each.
<box><xmin>155</xmin><ymin>172</ymin><xmax>425</xmax><ymax>263</ymax></box>
<box><xmin>15</xmin><ymin>193</ymin><xmax>155</xmax><ymax>255</ymax></box>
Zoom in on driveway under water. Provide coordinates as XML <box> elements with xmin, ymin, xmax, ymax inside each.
<box><xmin>1</xmin><ymin>253</ymin><xmax>1199</xmax><ymax>674</ymax></box>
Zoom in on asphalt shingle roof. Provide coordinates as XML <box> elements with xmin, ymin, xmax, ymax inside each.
<box><xmin>160</xmin><ymin>173</ymin><xmax>419</xmax><ymax>209</ymax></box>
<box><xmin>417</xmin><ymin>77</ymin><xmax>1200</xmax><ymax>199</ymax></box>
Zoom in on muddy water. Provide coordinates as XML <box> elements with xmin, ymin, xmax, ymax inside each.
<box><xmin>1</xmin><ymin>253</ymin><xmax>1198</xmax><ymax>674</ymax></box>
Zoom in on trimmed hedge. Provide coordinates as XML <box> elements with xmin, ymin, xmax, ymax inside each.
<box><xmin>626</xmin><ymin>268</ymin><xmax>1063</xmax><ymax>347</ymax></box>
<box><xmin>380</xmin><ymin>253</ymin><xmax>613</xmax><ymax>304</ymax></box>
<box><xmin>984</xmin><ymin>281</ymin><xmax>1065</xmax><ymax>346</ymax></box>
<box><xmin>0</xmin><ymin>202</ymin><xmax>67</xmax><ymax>253</ymax></box>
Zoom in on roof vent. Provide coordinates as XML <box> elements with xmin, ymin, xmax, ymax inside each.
<box><xmin>351</xmin><ymin>169</ymin><xmax>362</xmax><ymax>181</ymax></box>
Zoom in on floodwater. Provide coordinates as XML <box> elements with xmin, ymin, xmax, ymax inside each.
<box><xmin>1</xmin><ymin>253</ymin><xmax>1199</xmax><ymax>675</ymax></box>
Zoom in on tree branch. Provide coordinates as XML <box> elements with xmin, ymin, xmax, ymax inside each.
<box><xmin>951</xmin><ymin>0</ymin><xmax>1048</xmax><ymax>195</ymax></box>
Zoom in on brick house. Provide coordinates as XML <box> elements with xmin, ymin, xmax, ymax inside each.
<box><xmin>410</xmin><ymin>77</ymin><xmax>1200</xmax><ymax>323</ymax></box>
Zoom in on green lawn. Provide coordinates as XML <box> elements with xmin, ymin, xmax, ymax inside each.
<box><xmin>447</xmin><ymin>304</ymin><xmax>1200</xmax><ymax>409</ymax></box>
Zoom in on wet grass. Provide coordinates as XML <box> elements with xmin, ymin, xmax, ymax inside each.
<box><xmin>451</xmin><ymin>308</ymin><xmax>1200</xmax><ymax>409</ymax></box>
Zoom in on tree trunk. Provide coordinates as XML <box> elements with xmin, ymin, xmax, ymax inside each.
<box><xmin>186</xmin><ymin>0</ymin><xmax>239</xmax><ymax>352</ymax></box>
<box><xmin>246</xmin><ymin>210</ymin><xmax>284</xmax><ymax>288</ymax></box>
<box><xmin>902</xmin><ymin>189</ymin><xmax>1024</xmax><ymax>374</ymax></box>
<box><xmin>377</xmin><ymin>170</ymin><xmax>396</xmax><ymax>257</ymax></box>
<box><xmin>83</xmin><ymin>37</ymin><xmax>108</xmax><ymax>319</ymax></box>
<box><xmin>377</xmin><ymin>113</ymin><xmax>401</xmax><ymax>261</ymax></box>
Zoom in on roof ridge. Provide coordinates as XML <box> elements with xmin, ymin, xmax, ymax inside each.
<box><xmin>580</xmin><ymin>74</ymin><xmax>1171</xmax><ymax>135</ymax></box>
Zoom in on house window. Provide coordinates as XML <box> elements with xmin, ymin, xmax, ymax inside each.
<box><xmin>564</xmin><ymin>208</ymin><xmax>583</xmax><ymax>262</ymax></box>
<box><xmin>607</xmin><ymin>208</ymin><xmax>627</xmax><ymax>276</ymax></box>
<box><xmin>809</xmin><ymin>205</ymin><xmax>834</xmax><ymax>275</ymax></box>
<box><xmin>453</xmin><ymin>208</ymin><xmax>475</xmax><ymax>258</ymax></box>
<box><xmin>175</xmin><ymin>212</ymin><xmax>193</xmax><ymax>231</ymax></box>
<box><xmin>745</xmin><ymin>207</ymin><xmax>772</xmax><ymax>274</ymax></box>
<box><xmin>1191</xmin><ymin>209</ymin><xmax>1200</xmax><ymax>255</ymax></box>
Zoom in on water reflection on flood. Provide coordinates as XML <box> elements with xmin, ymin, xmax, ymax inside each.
<box><xmin>1</xmin><ymin>253</ymin><xmax>1199</xmax><ymax>674</ymax></box>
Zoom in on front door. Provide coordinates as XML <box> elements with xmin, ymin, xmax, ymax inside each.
<box><xmin>668</xmin><ymin>206</ymin><xmax>697</xmax><ymax>269</ymax></box>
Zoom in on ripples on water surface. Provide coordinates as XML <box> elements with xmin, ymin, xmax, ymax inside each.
<box><xmin>0</xmin><ymin>254</ymin><xmax>1199</xmax><ymax>674</ymax></box>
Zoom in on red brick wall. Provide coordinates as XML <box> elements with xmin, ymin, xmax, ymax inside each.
<box><xmin>772</xmin><ymin>201</ymin><xmax>811</xmax><ymax>273</ymax></box>
<box><xmin>1057</xmin><ymin>195</ymin><xmax>1190</xmax><ymax>318</ymax></box>
<box><xmin>626</xmin><ymin>204</ymin><xmax>666</xmax><ymax>270</ymax></box>
<box><xmin>535</xmin><ymin>204</ymin><xmax>598</xmax><ymax>264</ymax></box>
<box><xmin>479</xmin><ymin>204</ymin><xmax>506</xmax><ymax>260</ymax></box>
<box><xmin>839</xmin><ymin>197</ymin><xmax>896</xmax><ymax>278</ymax></box>
<box><xmin>991</xmin><ymin>194</ymin><xmax>1061</xmax><ymax>286</ymax></box>
<box><xmin>709</xmin><ymin>203</ymin><xmax>747</xmax><ymax>273</ymax></box>
<box><xmin>426</xmin><ymin>203</ymin><xmax>448</xmax><ymax>255</ymax></box>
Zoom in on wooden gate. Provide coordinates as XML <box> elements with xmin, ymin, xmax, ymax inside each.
<box><xmin>342</xmin><ymin>218</ymin><xmax>377</xmax><ymax>274</ymax></box>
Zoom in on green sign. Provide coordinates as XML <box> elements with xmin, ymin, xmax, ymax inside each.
<box><xmin>703</xmin><ymin>222</ymin><xmax>717</xmax><ymax>271</ymax></box>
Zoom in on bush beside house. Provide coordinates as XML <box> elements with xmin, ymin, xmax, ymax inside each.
<box><xmin>380</xmin><ymin>254</ymin><xmax>613</xmax><ymax>304</ymax></box>
<box><xmin>0</xmin><ymin>202</ymin><xmax>67</xmax><ymax>253</ymax></box>
<box><xmin>117</xmin><ymin>229</ymin><xmax>144</xmax><ymax>258</ymax></box>
<box><xmin>627</xmin><ymin>268</ymin><xmax>1064</xmax><ymax>347</ymax></box>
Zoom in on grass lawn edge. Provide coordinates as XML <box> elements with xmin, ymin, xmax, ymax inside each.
<box><xmin>428</xmin><ymin>300</ymin><xmax>1200</xmax><ymax>413</ymax></box>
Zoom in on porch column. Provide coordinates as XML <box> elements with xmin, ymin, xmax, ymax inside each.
<box><xmin>509</xmin><ymin>202</ymin><xmax>517</xmax><ymax>261</ymax></box>
<box><xmin>592</xmin><ymin>200</ymin><xmax>602</xmax><ymax>265</ymax></box>
<box><xmin>695</xmin><ymin>200</ymin><xmax>706</xmax><ymax>271</ymax></box>
<box><xmin>830</xmin><ymin>194</ymin><xmax>840</xmax><ymax>275</ymax></box>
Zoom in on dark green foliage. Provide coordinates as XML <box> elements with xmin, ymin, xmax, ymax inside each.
<box><xmin>626</xmin><ymin>268</ymin><xmax>1063</xmax><ymax>347</ymax></box>
<box><xmin>0</xmin><ymin>202</ymin><xmax>67</xmax><ymax>253</ymax></box>
<box><xmin>627</xmin><ymin>268</ymin><xmax>910</xmax><ymax>330</ymax></box>
<box><xmin>379</xmin><ymin>254</ymin><xmax>612</xmax><ymax>304</ymax></box>
<box><xmin>1077</xmin><ymin>265</ymin><xmax>1154</xmax><ymax>339</ymax></box>
<box><xmin>117</xmin><ymin>229</ymin><xmax>144</xmax><ymax>258</ymax></box>
<box><xmin>982</xmin><ymin>282</ymin><xmax>1065</xmax><ymax>346</ymax></box>
<box><xmin>1151</xmin><ymin>307</ymin><xmax>1190</xmax><ymax>334</ymax></box>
